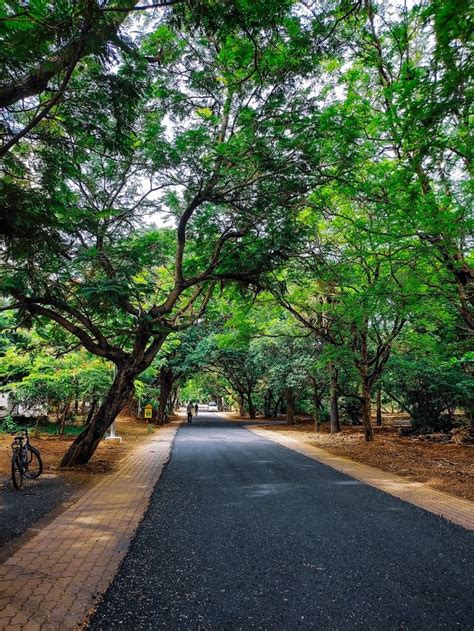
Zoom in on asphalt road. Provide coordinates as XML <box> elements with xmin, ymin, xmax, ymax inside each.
<box><xmin>89</xmin><ymin>414</ymin><xmax>474</xmax><ymax>630</ymax></box>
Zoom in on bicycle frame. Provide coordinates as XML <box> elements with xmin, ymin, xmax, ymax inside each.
<box><xmin>11</xmin><ymin>430</ymin><xmax>30</xmax><ymax>474</ymax></box>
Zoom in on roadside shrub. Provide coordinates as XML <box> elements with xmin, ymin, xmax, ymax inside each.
<box><xmin>340</xmin><ymin>397</ymin><xmax>363</xmax><ymax>425</ymax></box>
<box><xmin>319</xmin><ymin>406</ymin><xmax>330</xmax><ymax>422</ymax></box>
<box><xmin>0</xmin><ymin>414</ymin><xmax>21</xmax><ymax>434</ymax></box>
<box><xmin>383</xmin><ymin>356</ymin><xmax>473</xmax><ymax>433</ymax></box>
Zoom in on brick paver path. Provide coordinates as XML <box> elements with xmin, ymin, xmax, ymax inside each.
<box><xmin>0</xmin><ymin>423</ymin><xmax>180</xmax><ymax>631</ymax></box>
<box><xmin>247</xmin><ymin>426</ymin><xmax>474</xmax><ymax>531</ymax></box>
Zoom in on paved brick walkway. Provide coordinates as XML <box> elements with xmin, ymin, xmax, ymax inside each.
<box><xmin>247</xmin><ymin>426</ymin><xmax>474</xmax><ymax>531</ymax></box>
<box><xmin>0</xmin><ymin>423</ymin><xmax>180</xmax><ymax>631</ymax></box>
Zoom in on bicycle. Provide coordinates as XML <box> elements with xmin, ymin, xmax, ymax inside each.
<box><xmin>11</xmin><ymin>429</ymin><xmax>43</xmax><ymax>490</ymax></box>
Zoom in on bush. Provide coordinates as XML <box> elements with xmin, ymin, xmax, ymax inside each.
<box><xmin>319</xmin><ymin>406</ymin><xmax>330</xmax><ymax>422</ymax></box>
<box><xmin>383</xmin><ymin>356</ymin><xmax>473</xmax><ymax>434</ymax></box>
<box><xmin>340</xmin><ymin>397</ymin><xmax>363</xmax><ymax>425</ymax></box>
<box><xmin>0</xmin><ymin>414</ymin><xmax>21</xmax><ymax>434</ymax></box>
<box><xmin>38</xmin><ymin>422</ymin><xmax>83</xmax><ymax>436</ymax></box>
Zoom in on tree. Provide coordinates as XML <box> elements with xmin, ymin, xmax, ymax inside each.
<box><xmin>1</xmin><ymin>2</ymin><xmax>320</xmax><ymax>464</ymax></box>
<box><xmin>0</xmin><ymin>0</ymin><xmax>186</xmax><ymax>156</ymax></box>
<box><xmin>0</xmin><ymin>327</ymin><xmax>112</xmax><ymax>433</ymax></box>
<box><xmin>249</xmin><ymin>315</ymin><xmax>322</xmax><ymax>424</ymax></box>
<box><xmin>269</xmin><ymin>183</ymin><xmax>427</xmax><ymax>439</ymax></box>
<box><xmin>384</xmin><ymin>352</ymin><xmax>473</xmax><ymax>434</ymax></box>
<box><xmin>1</xmin><ymin>0</ymin><xmax>471</xmax><ymax>460</ymax></box>
<box><xmin>338</xmin><ymin>0</ymin><xmax>473</xmax><ymax>330</ymax></box>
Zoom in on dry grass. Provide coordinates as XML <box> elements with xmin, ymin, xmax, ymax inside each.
<box><xmin>255</xmin><ymin>421</ymin><xmax>474</xmax><ymax>502</ymax></box>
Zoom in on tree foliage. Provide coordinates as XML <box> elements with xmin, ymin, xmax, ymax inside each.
<box><xmin>0</xmin><ymin>0</ymin><xmax>472</xmax><ymax>463</ymax></box>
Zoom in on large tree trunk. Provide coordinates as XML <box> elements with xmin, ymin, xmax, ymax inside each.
<box><xmin>60</xmin><ymin>365</ymin><xmax>137</xmax><ymax>467</ymax></box>
<box><xmin>157</xmin><ymin>367</ymin><xmax>174</xmax><ymax>425</ymax></box>
<box><xmin>247</xmin><ymin>392</ymin><xmax>256</xmax><ymax>419</ymax></box>
<box><xmin>285</xmin><ymin>387</ymin><xmax>295</xmax><ymax>425</ymax></box>
<box><xmin>329</xmin><ymin>363</ymin><xmax>341</xmax><ymax>434</ymax></box>
<box><xmin>263</xmin><ymin>388</ymin><xmax>272</xmax><ymax>418</ymax></box>
<box><xmin>217</xmin><ymin>397</ymin><xmax>224</xmax><ymax>412</ymax></box>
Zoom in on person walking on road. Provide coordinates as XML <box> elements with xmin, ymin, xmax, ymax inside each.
<box><xmin>186</xmin><ymin>402</ymin><xmax>193</xmax><ymax>424</ymax></box>
<box><xmin>194</xmin><ymin>403</ymin><xmax>199</xmax><ymax>416</ymax></box>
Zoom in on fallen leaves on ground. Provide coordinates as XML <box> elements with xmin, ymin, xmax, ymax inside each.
<box><xmin>0</xmin><ymin>415</ymin><xmax>154</xmax><ymax>484</ymax></box>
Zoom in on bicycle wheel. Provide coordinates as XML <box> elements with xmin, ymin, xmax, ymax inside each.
<box><xmin>11</xmin><ymin>454</ymin><xmax>23</xmax><ymax>490</ymax></box>
<box><xmin>24</xmin><ymin>445</ymin><xmax>43</xmax><ymax>479</ymax></box>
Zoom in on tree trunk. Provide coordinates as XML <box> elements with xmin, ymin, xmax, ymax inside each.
<box><xmin>361</xmin><ymin>379</ymin><xmax>374</xmax><ymax>441</ymax></box>
<box><xmin>237</xmin><ymin>392</ymin><xmax>245</xmax><ymax>417</ymax></box>
<box><xmin>85</xmin><ymin>399</ymin><xmax>97</xmax><ymax>426</ymax></box>
<box><xmin>60</xmin><ymin>365</ymin><xmax>138</xmax><ymax>467</ymax></box>
<box><xmin>273</xmin><ymin>396</ymin><xmax>282</xmax><ymax>418</ymax></box>
<box><xmin>310</xmin><ymin>378</ymin><xmax>322</xmax><ymax>432</ymax></box>
<box><xmin>247</xmin><ymin>392</ymin><xmax>256</xmax><ymax>419</ymax></box>
<box><xmin>376</xmin><ymin>386</ymin><xmax>382</xmax><ymax>427</ymax></box>
<box><xmin>157</xmin><ymin>367</ymin><xmax>174</xmax><ymax>425</ymax></box>
<box><xmin>169</xmin><ymin>388</ymin><xmax>178</xmax><ymax>414</ymax></box>
<box><xmin>263</xmin><ymin>389</ymin><xmax>272</xmax><ymax>419</ymax></box>
<box><xmin>166</xmin><ymin>386</ymin><xmax>176</xmax><ymax>415</ymax></box>
<box><xmin>58</xmin><ymin>401</ymin><xmax>71</xmax><ymax>436</ymax></box>
<box><xmin>285</xmin><ymin>387</ymin><xmax>295</xmax><ymax>425</ymax></box>
<box><xmin>217</xmin><ymin>397</ymin><xmax>224</xmax><ymax>412</ymax></box>
<box><xmin>357</xmin><ymin>327</ymin><xmax>374</xmax><ymax>441</ymax></box>
<box><xmin>329</xmin><ymin>363</ymin><xmax>341</xmax><ymax>434</ymax></box>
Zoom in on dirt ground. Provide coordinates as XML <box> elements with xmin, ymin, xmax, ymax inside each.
<box><xmin>254</xmin><ymin>420</ymin><xmax>474</xmax><ymax>502</ymax></box>
<box><xmin>0</xmin><ymin>414</ymin><xmax>152</xmax><ymax>480</ymax></box>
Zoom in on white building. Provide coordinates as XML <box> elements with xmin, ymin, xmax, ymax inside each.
<box><xmin>0</xmin><ymin>392</ymin><xmax>47</xmax><ymax>419</ymax></box>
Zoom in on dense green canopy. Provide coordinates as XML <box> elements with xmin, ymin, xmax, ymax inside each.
<box><xmin>1</xmin><ymin>0</ymin><xmax>472</xmax><ymax>463</ymax></box>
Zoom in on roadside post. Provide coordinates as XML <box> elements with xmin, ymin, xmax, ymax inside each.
<box><xmin>105</xmin><ymin>362</ymin><xmax>123</xmax><ymax>443</ymax></box>
<box><xmin>105</xmin><ymin>420</ymin><xmax>122</xmax><ymax>444</ymax></box>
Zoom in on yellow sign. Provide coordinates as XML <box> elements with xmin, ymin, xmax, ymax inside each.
<box><xmin>144</xmin><ymin>404</ymin><xmax>153</xmax><ymax>419</ymax></box>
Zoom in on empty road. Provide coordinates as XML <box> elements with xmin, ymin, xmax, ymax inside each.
<box><xmin>89</xmin><ymin>414</ymin><xmax>474</xmax><ymax>630</ymax></box>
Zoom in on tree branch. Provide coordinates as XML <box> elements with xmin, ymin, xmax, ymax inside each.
<box><xmin>0</xmin><ymin>0</ymin><xmax>146</xmax><ymax>109</ymax></box>
<box><xmin>27</xmin><ymin>303</ymin><xmax>123</xmax><ymax>362</ymax></box>
<box><xmin>100</xmin><ymin>0</ymin><xmax>182</xmax><ymax>10</ymax></box>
